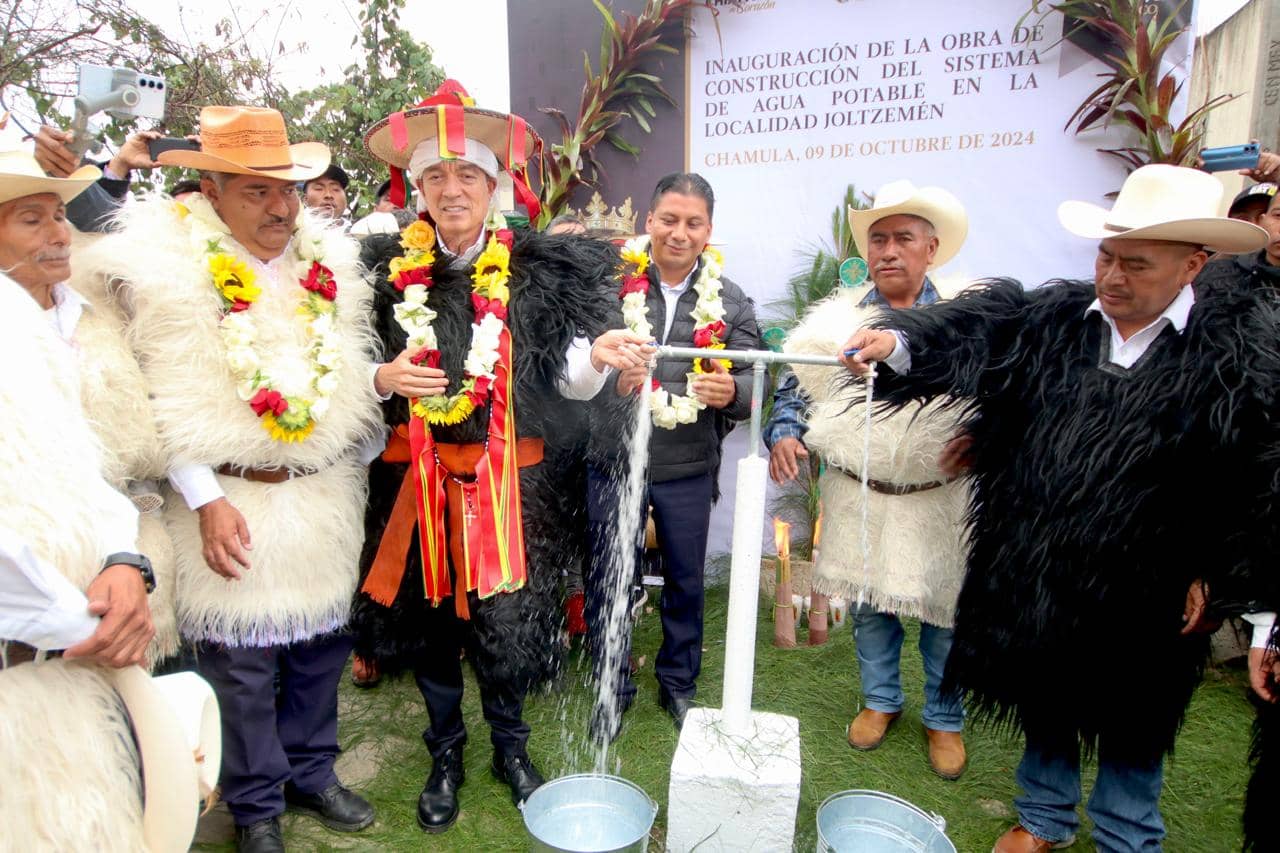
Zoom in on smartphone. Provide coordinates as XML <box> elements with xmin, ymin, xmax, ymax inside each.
<box><xmin>77</xmin><ymin>64</ymin><xmax>166</xmax><ymax>121</ymax></box>
<box><xmin>1201</xmin><ymin>143</ymin><xmax>1261</xmax><ymax>173</ymax></box>
<box><xmin>148</xmin><ymin>137</ymin><xmax>200</xmax><ymax>161</ymax></box>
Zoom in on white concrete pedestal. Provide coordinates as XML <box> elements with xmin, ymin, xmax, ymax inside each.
<box><xmin>666</xmin><ymin>708</ymin><xmax>802</xmax><ymax>853</ymax></box>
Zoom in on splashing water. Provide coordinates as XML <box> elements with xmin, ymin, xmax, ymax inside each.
<box><xmin>591</xmin><ymin>375</ymin><xmax>654</xmax><ymax>772</ymax></box>
<box><xmin>856</xmin><ymin>367</ymin><xmax>876</xmax><ymax>608</ymax></box>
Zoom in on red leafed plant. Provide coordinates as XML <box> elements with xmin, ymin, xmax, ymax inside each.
<box><xmin>1026</xmin><ymin>0</ymin><xmax>1236</xmax><ymax>170</ymax></box>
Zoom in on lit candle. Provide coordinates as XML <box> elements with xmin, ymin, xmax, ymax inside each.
<box><xmin>772</xmin><ymin>518</ymin><xmax>796</xmax><ymax>647</ymax></box>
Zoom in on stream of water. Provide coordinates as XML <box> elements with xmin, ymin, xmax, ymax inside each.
<box><xmin>589</xmin><ymin>377</ymin><xmax>654</xmax><ymax>773</ymax></box>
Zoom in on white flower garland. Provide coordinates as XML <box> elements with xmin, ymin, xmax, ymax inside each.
<box><xmin>185</xmin><ymin>196</ymin><xmax>344</xmax><ymax>438</ymax></box>
<box><xmin>619</xmin><ymin>235</ymin><xmax>727</xmax><ymax>430</ymax></box>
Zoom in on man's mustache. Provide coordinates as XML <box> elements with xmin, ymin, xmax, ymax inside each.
<box><xmin>34</xmin><ymin>250</ymin><xmax>71</xmax><ymax>262</ymax></box>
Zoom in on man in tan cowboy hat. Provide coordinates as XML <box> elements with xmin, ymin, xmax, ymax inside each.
<box><xmin>79</xmin><ymin>105</ymin><xmax>389</xmax><ymax>853</ymax></box>
<box><xmin>842</xmin><ymin>164</ymin><xmax>1276</xmax><ymax>852</ymax></box>
<box><xmin>0</xmin><ymin>151</ymin><xmax>216</xmax><ymax>853</ymax></box>
<box><xmin>351</xmin><ymin>79</ymin><xmax>651</xmax><ymax>833</ymax></box>
<box><xmin>765</xmin><ymin>179</ymin><xmax>973</xmax><ymax>780</ymax></box>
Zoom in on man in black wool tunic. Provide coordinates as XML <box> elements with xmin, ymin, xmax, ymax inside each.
<box><xmin>843</xmin><ymin>165</ymin><xmax>1278</xmax><ymax>853</ymax></box>
<box><xmin>350</xmin><ymin>81</ymin><xmax>651</xmax><ymax>834</ymax></box>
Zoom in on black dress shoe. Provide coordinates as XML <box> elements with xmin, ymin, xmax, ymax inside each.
<box><xmin>490</xmin><ymin>750</ymin><xmax>545</xmax><ymax>807</ymax></box>
<box><xmin>417</xmin><ymin>747</ymin><xmax>464</xmax><ymax>833</ymax></box>
<box><xmin>659</xmin><ymin>692</ymin><xmax>695</xmax><ymax>730</ymax></box>
<box><xmin>284</xmin><ymin>782</ymin><xmax>374</xmax><ymax>832</ymax></box>
<box><xmin>235</xmin><ymin>817</ymin><xmax>285</xmax><ymax>853</ymax></box>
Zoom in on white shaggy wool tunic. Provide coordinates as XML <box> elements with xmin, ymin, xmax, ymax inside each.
<box><xmin>89</xmin><ymin>196</ymin><xmax>383</xmax><ymax>647</ymax></box>
<box><xmin>787</xmin><ymin>280</ymin><xmax>971</xmax><ymax>628</ymax></box>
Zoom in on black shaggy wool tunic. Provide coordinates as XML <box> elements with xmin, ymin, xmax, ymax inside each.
<box><xmin>351</xmin><ymin>229</ymin><xmax>616</xmax><ymax>691</ymax></box>
<box><xmin>864</xmin><ymin>278</ymin><xmax>1280</xmax><ymax>763</ymax></box>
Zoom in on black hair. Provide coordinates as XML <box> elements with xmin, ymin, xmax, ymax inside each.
<box><xmin>650</xmin><ymin>172</ymin><xmax>715</xmax><ymax>220</ymax></box>
<box><xmin>166</xmin><ymin>179</ymin><xmax>202</xmax><ymax>197</ymax></box>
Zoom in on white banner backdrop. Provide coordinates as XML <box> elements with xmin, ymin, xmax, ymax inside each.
<box><xmin>686</xmin><ymin>0</ymin><xmax>1193</xmax><ymax>305</ymax></box>
<box><xmin>689</xmin><ymin>0</ymin><xmax>1193</xmax><ymax>556</ymax></box>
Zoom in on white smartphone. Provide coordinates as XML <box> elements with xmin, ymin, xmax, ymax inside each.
<box><xmin>76</xmin><ymin>64</ymin><xmax>167</xmax><ymax>121</ymax></box>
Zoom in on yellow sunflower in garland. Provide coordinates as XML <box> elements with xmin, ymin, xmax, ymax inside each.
<box><xmin>209</xmin><ymin>253</ymin><xmax>261</xmax><ymax>308</ymax></box>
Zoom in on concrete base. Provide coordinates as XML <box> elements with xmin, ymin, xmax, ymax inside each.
<box><xmin>666</xmin><ymin>708</ymin><xmax>802</xmax><ymax>853</ymax></box>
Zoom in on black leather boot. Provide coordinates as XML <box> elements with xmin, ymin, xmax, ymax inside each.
<box><xmin>417</xmin><ymin>746</ymin><xmax>465</xmax><ymax>833</ymax></box>
<box><xmin>490</xmin><ymin>749</ymin><xmax>545</xmax><ymax>807</ymax></box>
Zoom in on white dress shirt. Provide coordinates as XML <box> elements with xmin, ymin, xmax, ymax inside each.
<box><xmin>1084</xmin><ymin>284</ymin><xmax>1194</xmax><ymax>368</ymax></box>
<box><xmin>659</xmin><ymin>271</ymin><xmax>695</xmax><ymax>345</ymax></box>
<box><xmin>42</xmin><ymin>281</ymin><xmax>139</xmax><ymax>557</ymax></box>
<box><xmin>0</xmin><ymin>525</ymin><xmax>98</xmax><ymax>651</ymax></box>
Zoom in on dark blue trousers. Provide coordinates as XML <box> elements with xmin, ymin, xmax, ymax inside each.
<box><xmin>197</xmin><ymin>631</ymin><xmax>352</xmax><ymax>826</ymax></box>
<box><xmin>586</xmin><ymin>465</ymin><xmax>713</xmax><ymax>704</ymax></box>
<box><xmin>411</xmin><ymin>593</ymin><xmax>529</xmax><ymax>760</ymax></box>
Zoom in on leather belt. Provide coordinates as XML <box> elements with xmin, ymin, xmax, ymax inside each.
<box><xmin>216</xmin><ymin>463</ymin><xmax>320</xmax><ymax>484</ymax></box>
<box><xmin>832</xmin><ymin>463</ymin><xmax>955</xmax><ymax>496</ymax></box>
<box><xmin>0</xmin><ymin>641</ymin><xmax>59</xmax><ymax>670</ymax></box>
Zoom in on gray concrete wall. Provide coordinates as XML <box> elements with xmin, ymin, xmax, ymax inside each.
<box><xmin>506</xmin><ymin>0</ymin><xmax>690</xmax><ymax>226</ymax></box>
<box><xmin>1190</xmin><ymin>0</ymin><xmax>1279</xmax><ymax>208</ymax></box>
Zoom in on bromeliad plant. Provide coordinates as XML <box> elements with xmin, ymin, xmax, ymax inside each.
<box><xmin>1026</xmin><ymin>0</ymin><xmax>1236</xmax><ymax>170</ymax></box>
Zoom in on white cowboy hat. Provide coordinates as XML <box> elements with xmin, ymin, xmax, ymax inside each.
<box><xmin>848</xmin><ymin>180</ymin><xmax>969</xmax><ymax>269</ymax></box>
<box><xmin>0</xmin><ymin>150</ymin><xmax>100</xmax><ymax>206</ymax></box>
<box><xmin>105</xmin><ymin>666</ymin><xmax>221</xmax><ymax>852</ymax></box>
<box><xmin>1058</xmin><ymin>164</ymin><xmax>1267</xmax><ymax>254</ymax></box>
<box><xmin>158</xmin><ymin>105</ymin><xmax>330</xmax><ymax>182</ymax></box>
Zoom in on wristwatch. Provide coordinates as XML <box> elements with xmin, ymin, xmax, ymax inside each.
<box><xmin>101</xmin><ymin>552</ymin><xmax>156</xmax><ymax>594</ymax></box>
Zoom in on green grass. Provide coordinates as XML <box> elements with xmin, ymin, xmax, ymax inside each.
<box><xmin>194</xmin><ymin>581</ymin><xmax>1254</xmax><ymax>852</ymax></box>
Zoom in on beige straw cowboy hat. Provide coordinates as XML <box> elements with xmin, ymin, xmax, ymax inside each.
<box><xmin>157</xmin><ymin>105</ymin><xmax>329</xmax><ymax>181</ymax></box>
<box><xmin>105</xmin><ymin>666</ymin><xmax>222</xmax><ymax>852</ymax></box>
<box><xmin>0</xmin><ymin>150</ymin><xmax>100</xmax><ymax>205</ymax></box>
<box><xmin>848</xmin><ymin>180</ymin><xmax>969</xmax><ymax>270</ymax></box>
<box><xmin>1058</xmin><ymin>164</ymin><xmax>1267</xmax><ymax>254</ymax></box>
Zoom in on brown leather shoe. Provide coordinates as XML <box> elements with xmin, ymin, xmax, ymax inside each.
<box><xmin>992</xmin><ymin>825</ymin><xmax>1076</xmax><ymax>853</ymax></box>
<box><xmin>924</xmin><ymin>727</ymin><xmax>967</xmax><ymax>780</ymax></box>
<box><xmin>846</xmin><ymin>708</ymin><xmax>901</xmax><ymax>750</ymax></box>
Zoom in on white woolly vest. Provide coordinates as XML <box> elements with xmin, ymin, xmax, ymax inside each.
<box><xmin>785</xmin><ymin>281</ymin><xmax>970</xmax><ymax>626</ymax></box>
<box><xmin>0</xmin><ymin>278</ymin><xmax>147</xmax><ymax>850</ymax></box>
<box><xmin>88</xmin><ymin>198</ymin><xmax>382</xmax><ymax>646</ymax></box>
<box><xmin>0</xmin><ymin>275</ymin><xmax>137</xmax><ymax>593</ymax></box>
<box><xmin>66</xmin><ymin>243</ymin><xmax>179</xmax><ymax>661</ymax></box>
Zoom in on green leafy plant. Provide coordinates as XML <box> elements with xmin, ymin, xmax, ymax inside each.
<box><xmin>537</xmin><ymin>0</ymin><xmax>712</xmax><ymax>226</ymax></box>
<box><xmin>1026</xmin><ymin>0</ymin><xmax>1236</xmax><ymax>169</ymax></box>
<box><xmin>282</xmin><ymin>0</ymin><xmax>444</xmax><ymax>211</ymax></box>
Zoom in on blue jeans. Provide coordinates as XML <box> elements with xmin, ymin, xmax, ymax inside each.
<box><xmin>851</xmin><ymin>607</ymin><xmax>963</xmax><ymax>731</ymax></box>
<box><xmin>1015</xmin><ymin>729</ymin><xmax>1165</xmax><ymax>851</ymax></box>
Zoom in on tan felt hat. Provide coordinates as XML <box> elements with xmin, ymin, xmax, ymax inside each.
<box><xmin>158</xmin><ymin>105</ymin><xmax>329</xmax><ymax>181</ymax></box>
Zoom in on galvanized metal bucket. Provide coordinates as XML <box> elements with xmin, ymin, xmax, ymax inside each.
<box><xmin>816</xmin><ymin>790</ymin><xmax>956</xmax><ymax>853</ymax></box>
<box><xmin>522</xmin><ymin>773</ymin><xmax>658</xmax><ymax>853</ymax></box>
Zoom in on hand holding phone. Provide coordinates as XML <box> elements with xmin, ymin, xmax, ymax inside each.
<box><xmin>1200</xmin><ymin>143</ymin><xmax>1261</xmax><ymax>173</ymax></box>
<box><xmin>147</xmin><ymin>137</ymin><xmax>200</xmax><ymax>162</ymax></box>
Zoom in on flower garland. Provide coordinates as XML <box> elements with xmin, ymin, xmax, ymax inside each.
<box><xmin>186</xmin><ymin>195</ymin><xmax>344</xmax><ymax>443</ymax></box>
<box><xmin>618</xmin><ymin>235</ymin><xmax>729</xmax><ymax>429</ymax></box>
<box><xmin>389</xmin><ymin>220</ymin><xmax>513</xmax><ymax>426</ymax></box>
